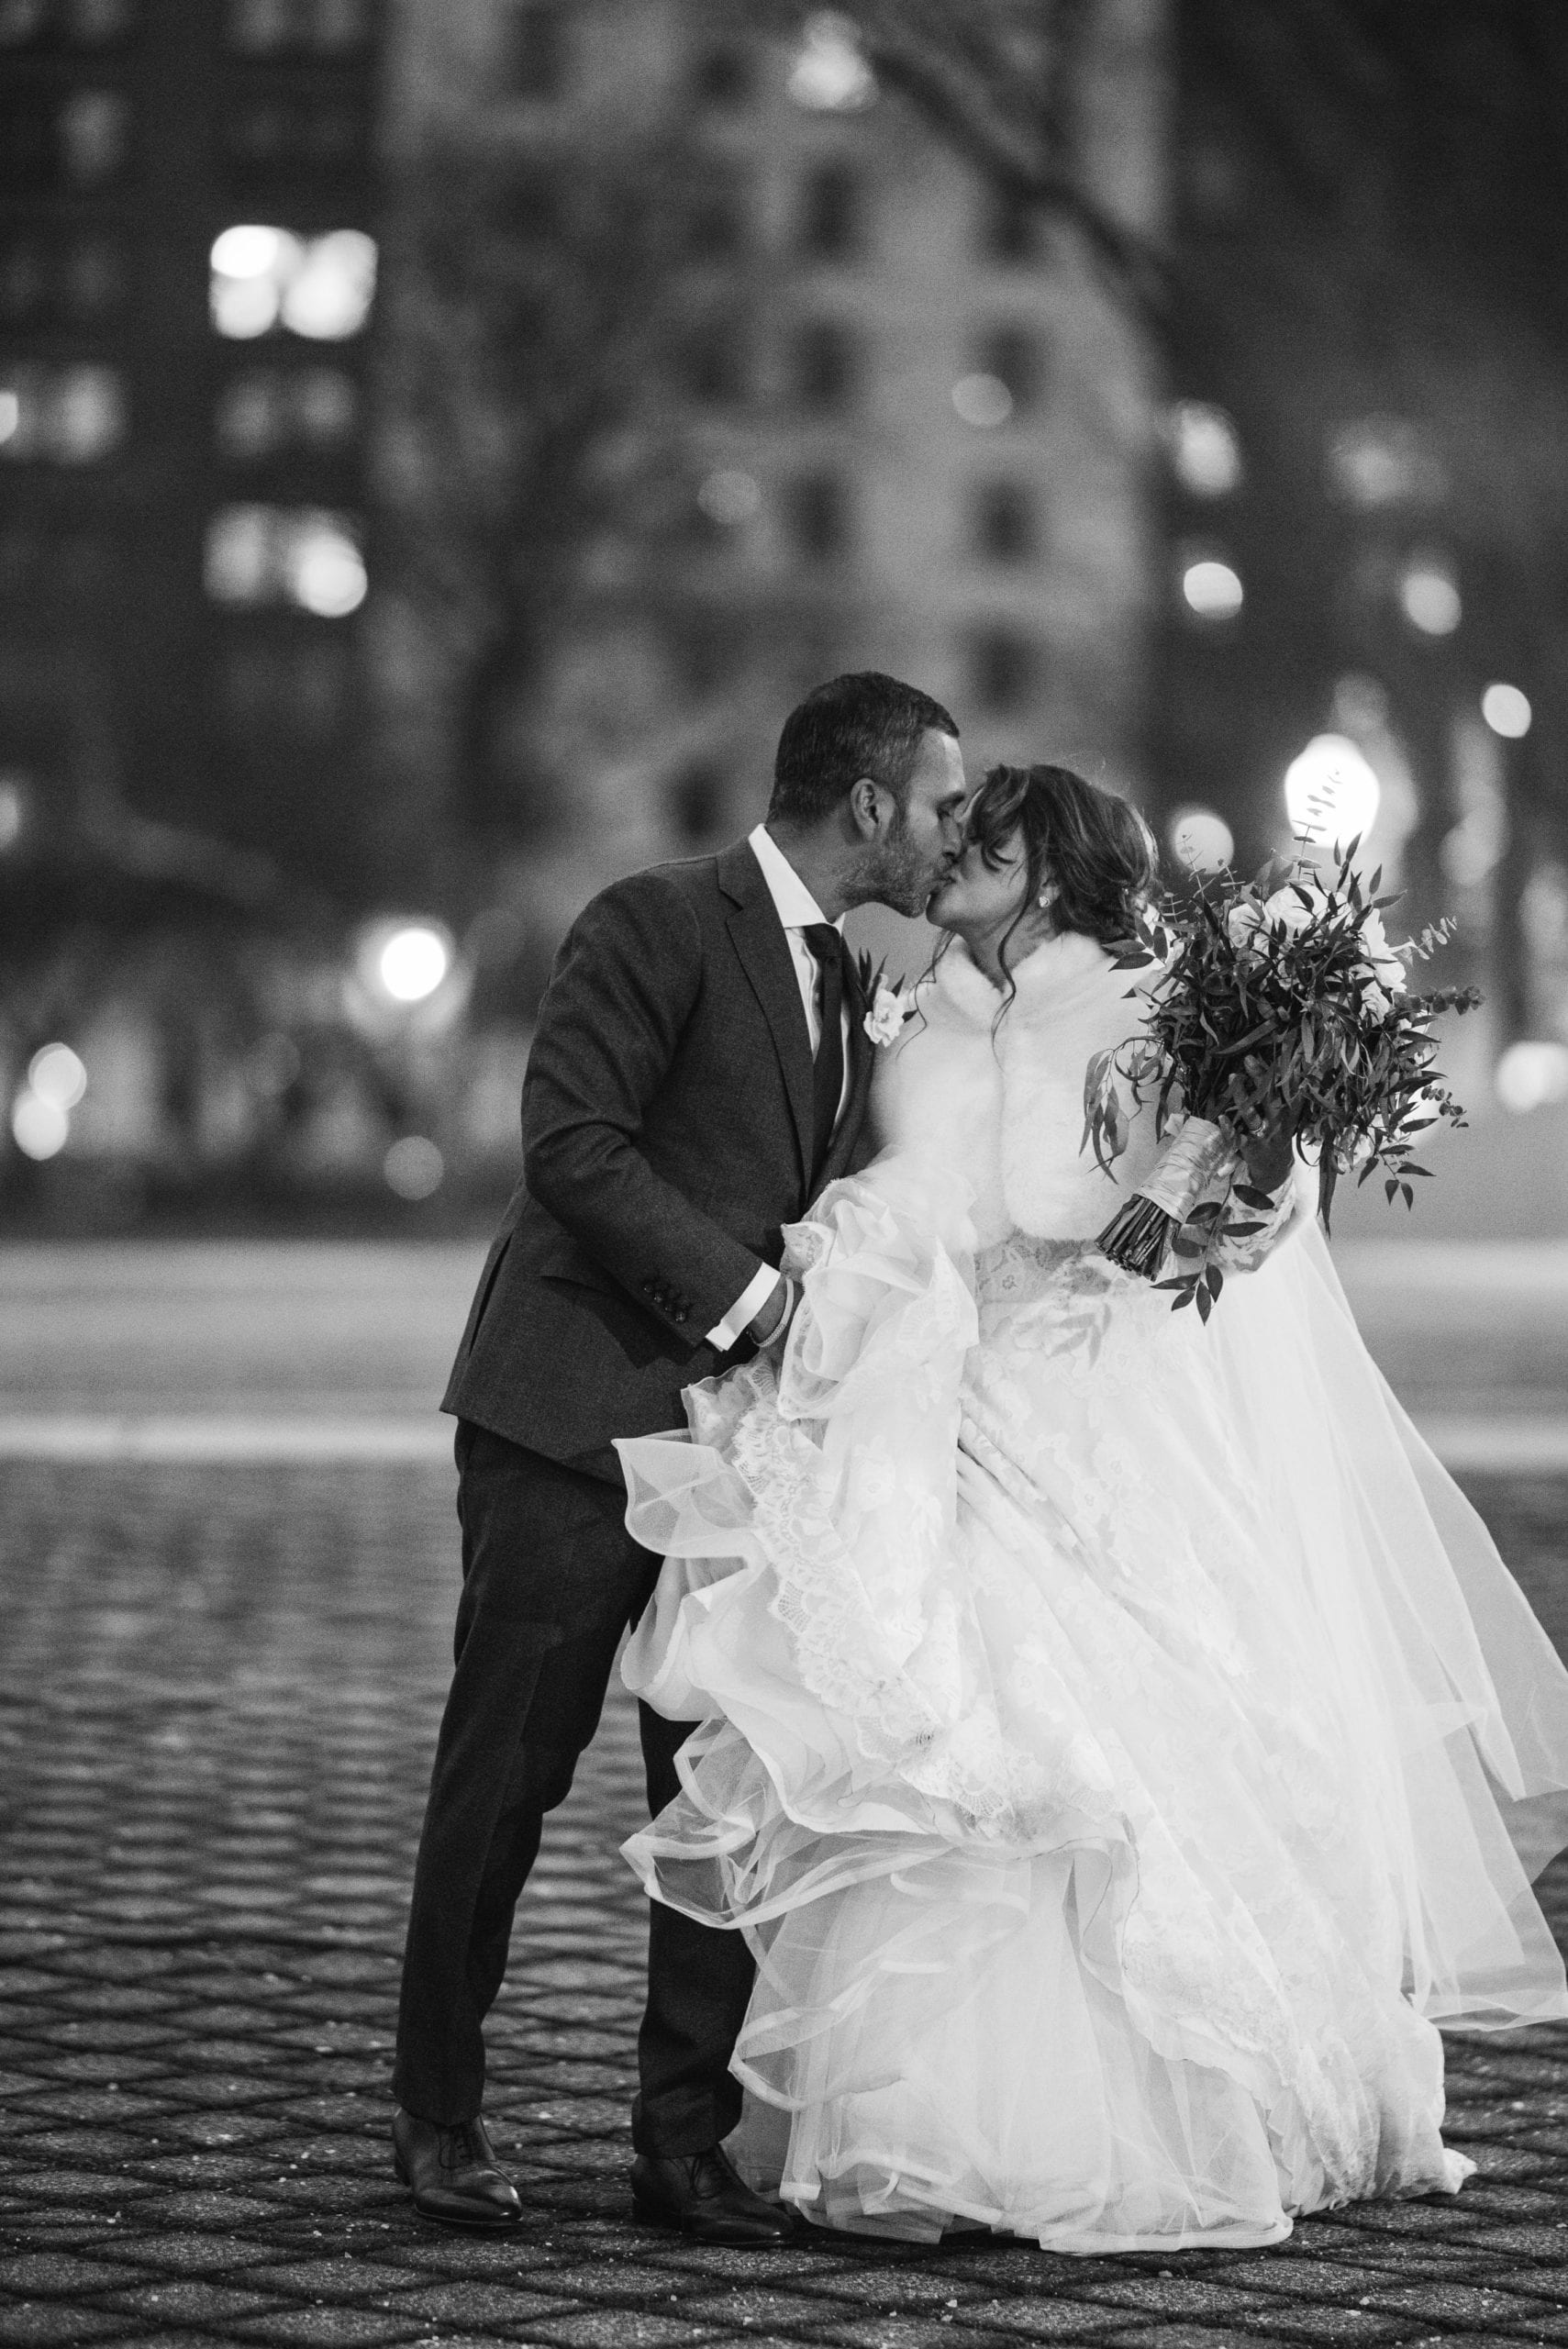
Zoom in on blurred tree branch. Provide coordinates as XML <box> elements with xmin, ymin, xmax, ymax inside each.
<box><xmin>379</xmin><ymin>110</ymin><xmax>723</xmax><ymax>829</ymax></box>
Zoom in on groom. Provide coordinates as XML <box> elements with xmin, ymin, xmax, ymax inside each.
<box><xmin>392</xmin><ymin>672</ymin><xmax>967</xmax><ymax>2243</ymax></box>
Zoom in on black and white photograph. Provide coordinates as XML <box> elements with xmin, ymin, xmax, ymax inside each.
<box><xmin>6</xmin><ymin>3</ymin><xmax>1568</xmax><ymax>2344</ymax></box>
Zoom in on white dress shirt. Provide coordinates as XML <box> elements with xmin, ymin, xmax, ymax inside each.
<box><xmin>705</xmin><ymin>825</ymin><xmax>851</xmax><ymax>1350</ymax></box>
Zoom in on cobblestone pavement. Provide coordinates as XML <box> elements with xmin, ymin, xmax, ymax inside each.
<box><xmin>5</xmin><ymin>1458</ymin><xmax>1568</xmax><ymax>2349</ymax></box>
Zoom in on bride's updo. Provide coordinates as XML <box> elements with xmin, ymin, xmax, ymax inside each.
<box><xmin>970</xmin><ymin>763</ymin><xmax>1158</xmax><ymax>951</ymax></box>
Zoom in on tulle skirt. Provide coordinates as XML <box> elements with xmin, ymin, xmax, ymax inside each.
<box><xmin>616</xmin><ymin>1157</ymin><xmax>1568</xmax><ymax>2250</ymax></box>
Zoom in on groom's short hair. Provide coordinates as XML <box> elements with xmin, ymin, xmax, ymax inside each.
<box><xmin>769</xmin><ymin>672</ymin><xmax>959</xmax><ymax>825</ymax></box>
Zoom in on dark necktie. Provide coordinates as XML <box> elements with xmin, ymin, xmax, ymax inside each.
<box><xmin>803</xmin><ymin>922</ymin><xmax>846</xmax><ymax>1180</ymax></box>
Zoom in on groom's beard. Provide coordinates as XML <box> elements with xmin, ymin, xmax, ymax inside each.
<box><xmin>860</xmin><ymin>823</ymin><xmax>945</xmax><ymax>918</ymax></box>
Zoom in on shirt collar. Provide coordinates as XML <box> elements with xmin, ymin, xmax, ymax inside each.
<box><xmin>748</xmin><ymin>823</ymin><xmax>840</xmax><ymax>932</ymax></box>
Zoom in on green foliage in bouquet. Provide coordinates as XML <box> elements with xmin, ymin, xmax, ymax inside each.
<box><xmin>1083</xmin><ymin>837</ymin><xmax>1483</xmax><ymax>1317</ymax></box>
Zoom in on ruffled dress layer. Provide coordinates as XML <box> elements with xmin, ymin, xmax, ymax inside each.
<box><xmin>616</xmin><ymin>1160</ymin><xmax>1568</xmax><ymax>2253</ymax></box>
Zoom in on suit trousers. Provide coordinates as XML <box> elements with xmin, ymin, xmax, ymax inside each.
<box><xmin>392</xmin><ymin>1421</ymin><xmax>756</xmax><ymax>2154</ymax></box>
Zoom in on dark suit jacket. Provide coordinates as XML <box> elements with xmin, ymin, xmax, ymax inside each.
<box><xmin>442</xmin><ymin>838</ymin><xmax>875</xmax><ymax>1464</ymax></box>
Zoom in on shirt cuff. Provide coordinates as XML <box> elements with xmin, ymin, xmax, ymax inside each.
<box><xmin>706</xmin><ymin>1264</ymin><xmax>781</xmax><ymax>1352</ymax></box>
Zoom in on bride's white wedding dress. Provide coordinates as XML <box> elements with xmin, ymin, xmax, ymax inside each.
<box><xmin>617</xmin><ymin>930</ymin><xmax>1568</xmax><ymax>2252</ymax></box>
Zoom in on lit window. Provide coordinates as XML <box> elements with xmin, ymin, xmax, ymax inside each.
<box><xmin>210</xmin><ymin>225</ymin><xmax>375</xmax><ymax>340</ymax></box>
<box><xmin>216</xmin><ymin>365</ymin><xmax>357</xmax><ymax>460</ymax></box>
<box><xmin>505</xmin><ymin>0</ymin><xmax>567</xmax><ymax>97</ymax></box>
<box><xmin>0</xmin><ymin>1</ymin><xmax>46</xmax><ymax>45</ymax></box>
<box><xmin>227</xmin><ymin>0</ymin><xmax>367</xmax><ymax>53</ymax></box>
<box><xmin>968</xmin><ymin>626</ymin><xmax>1037</xmax><ymax>714</ymax></box>
<box><xmin>206</xmin><ymin>505</ymin><xmax>366</xmax><ymax>616</ymax></box>
<box><xmin>60</xmin><ymin>87</ymin><xmax>129</xmax><ymax>183</ymax></box>
<box><xmin>0</xmin><ymin>363</ymin><xmax>126</xmax><ymax>462</ymax></box>
<box><xmin>785</xmin><ymin>473</ymin><xmax>851</xmax><ymax>562</ymax></box>
<box><xmin>974</xmin><ymin>324</ymin><xmax>1042</xmax><ymax>415</ymax></box>
<box><xmin>792</xmin><ymin>317</ymin><xmax>856</xmax><ymax>412</ymax></box>
<box><xmin>798</xmin><ymin>160</ymin><xmax>860</xmax><ymax>262</ymax></box>
<box><xmin>68</xmin><ymin>0</ymin><xmax>138</xmax><ymax>41</ymax></box>
<box><xmin>973</xmin><ymin>481</ymin><xmax>1035</xmax><ymax>564</ymax></box>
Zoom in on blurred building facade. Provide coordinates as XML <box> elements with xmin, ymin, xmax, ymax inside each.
<box><xmin>374</xmin><ymin>0</ymin><xmax>1167</xmax><ymax>968</ymax></box>
<box><xmin>0</xmin><ymin>0</ymin><xmax>381</xmax><ymax>903</ymax></box>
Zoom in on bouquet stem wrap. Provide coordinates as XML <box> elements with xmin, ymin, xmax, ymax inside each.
<box><xmin>1097</xmin><ymin>1117</ymin><xmax>1229</xmax><ymax>1280</ymax></box>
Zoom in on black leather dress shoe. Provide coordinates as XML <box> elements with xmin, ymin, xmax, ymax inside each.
<box><xmin>631</xmin><ymin>2145</ymin><xmax>795</xmax><ymax>2244</ymax></box>
<box><xmin>392</xmin><ymin>2106</ymin><xmax>522</xmax><ymax>2227</ymax></box>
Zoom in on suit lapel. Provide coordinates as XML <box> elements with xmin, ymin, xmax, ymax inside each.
<box><xmin>719</xmin><ymin>841</ymin><xmax>815</xmax><ymax>1180</ymax></box>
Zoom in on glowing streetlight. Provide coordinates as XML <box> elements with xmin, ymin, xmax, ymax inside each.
<box><xmin>375</xmin><ymin>924</ymin><xmax>452</xmax><ymax>1004</ymax></box>
<box><xmin>1481</xmin><ymin>683</ymin><xmax>1531</xmax><ymax>740</ymax></box>
<box><xmin>1283</xmin><ymin>734</ymin><xmax>1382</xmax><ymax>848</ymax></box>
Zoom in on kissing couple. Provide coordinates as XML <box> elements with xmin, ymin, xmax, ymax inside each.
<box><xmin>391</xmin><ymin>670</ymin><xmax>1568</xmax><ymax>2253</ymax></box>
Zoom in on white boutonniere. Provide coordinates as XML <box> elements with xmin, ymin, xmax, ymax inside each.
<box><xmin>856</xmin><ymin>952</ymin><xmax>917</xmax><ymax>1047</ymax></box>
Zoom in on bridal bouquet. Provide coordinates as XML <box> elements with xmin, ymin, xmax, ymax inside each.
<box><xmin>1084</xmin><ymin>841</ymin><xmax>1482</xmax><ymax>1317</ymax></box>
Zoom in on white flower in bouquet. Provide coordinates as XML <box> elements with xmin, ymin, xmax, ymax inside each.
<box><xmin>1227</xmin><ymin>881</ymin><xmax>1323</xmax><ymax>954</ymax></box>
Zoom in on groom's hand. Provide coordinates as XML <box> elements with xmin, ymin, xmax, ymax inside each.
<box><xmin>746</xmin><ymin>1276</ymin><xmax>791</xmax><ymax>1347</ymax></box>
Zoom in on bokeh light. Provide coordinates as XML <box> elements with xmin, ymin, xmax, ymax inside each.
<box><xmin>1170</xmin><ymin>403</ymin><xmax>1242</xmax><ymax>496</ymax></box>
<box><xmin>951</xmin><ymin>373</ymin><xmax>1012</xmax><ymax>429</ymax></box>
<box><xmin>11</xmin><ymin>1091</ymin><xmax>69</xmax><ymax>1160</ymax></box>
<box><xmin>697</xmin><ymin>468</ymin><xmax>762</xmax><ymax>526</ymax></box>
<box><xmin>1181</xmin><ymin>558</ymin><xmax>1243</xmax><ymax>620</ymax></box>
<box><xmin>1399</xmin><ymin>558</ymin><xmax>1461</xmax><ymax>636</ymax></box>
<box><xmin>377</xmin><ymin>925</ymin><xmax>451</xmax><ymax>1004</ymax></box>
<box><xmin>28</xmin><ymin>1042</ymin><xmax>87</xmax><ymax>1109</ymax></box>
<box><xmin>384</xmin><ymin>1135</ymin><xmax>445</xmax><ymax>1199</ymax></box>
<box><xmin>1169</xmin><ymin>807</ymin><xmax>1235</xmax><ymax>873</ymax></box>
<box><xmin>289</xmin><ymin>519</ymin><xmax>367</xmax><ymax>617</ymax></box>
<box><xmin>1482</xmin><ymin>682</ymin><xmax>1532</xmax><ymax>739</ymax></box>
<box><xmin>787</xmin><ymin>13</ymin><xmax>875</xmax><ymax>111</ymax></box>
<box><xmin>1284</xmin><ymin>734</ymin><xmax>1382</xmax><ymax>846</ymax></box>
<box><xmin>0</xmin><ymin>776</ymin><xmax>26</xmax><ymax>850</ymax></box>
<box><xmin>1496</xmin><ymin>1041</ymin><xmax>1568</xmax><ymax>1115</ymax></box>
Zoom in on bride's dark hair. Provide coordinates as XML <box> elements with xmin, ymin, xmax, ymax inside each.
<box><xmin>967</xmin><ymin>763</ymin><xmax>1159</xmax><ymax>978</ymax></box>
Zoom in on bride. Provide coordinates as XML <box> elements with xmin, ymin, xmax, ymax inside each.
<box><xmin>615</xmin><ymin>762</ymin><xmax>1568</xmax><ymax>2253</ymax></box>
